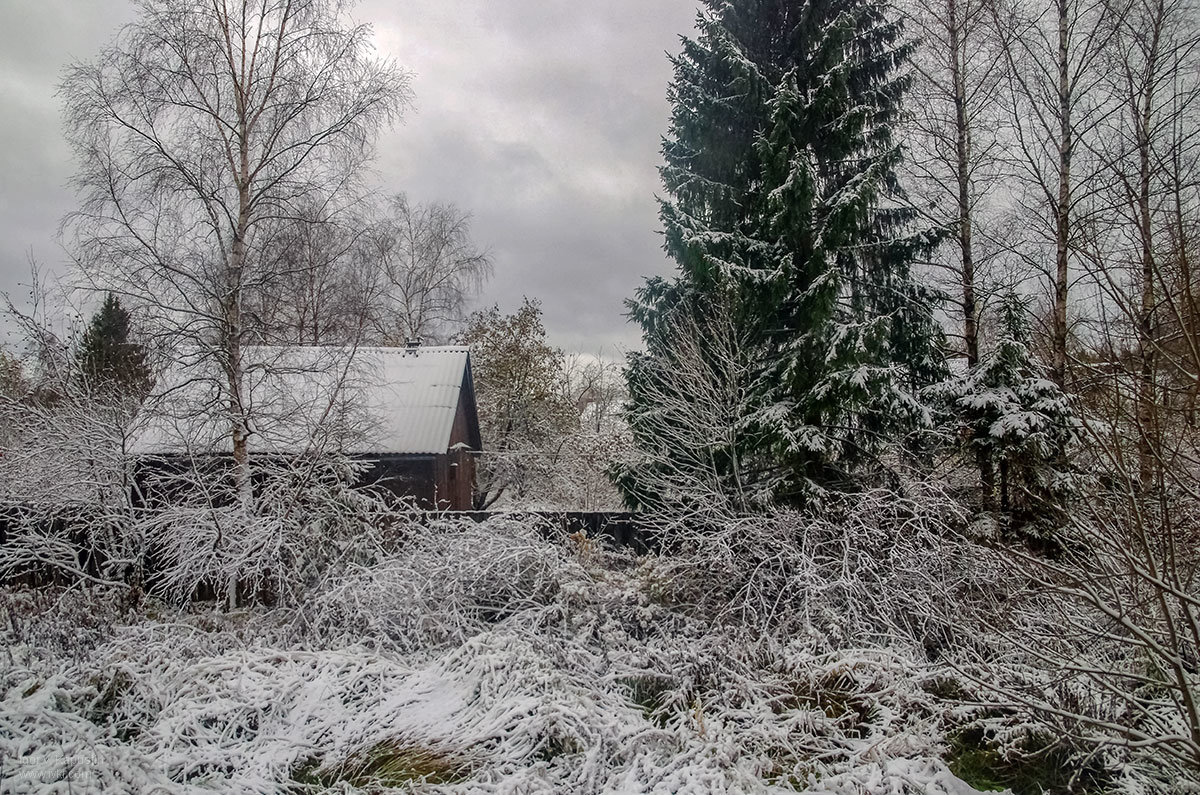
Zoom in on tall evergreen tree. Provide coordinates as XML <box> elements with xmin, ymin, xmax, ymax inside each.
<box><xmin>77</xmin><ymin>293</ymin><xmax>151</xmax><ymax>401</ymax></box>
<box><xmin>624</xmin><ymin>0</ymin><xmax>944</xmax><ymax>508</ymax></box>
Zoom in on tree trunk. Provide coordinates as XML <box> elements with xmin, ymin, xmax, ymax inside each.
<box><xmin>946</xmin><ymin>0</ymin><xmax>993</xmax><ymax>505</ymax></box>
<box><xmin>1053</xmin><ymin>0</ymin><xmax>1072</xmax><ymax>389</ymax></box>
<box><xmin>979</xmin><ymin>447</ymin><xmax>995</xmax><ymax>511</ymax></box>
<box><xmin>949</xmin><ymin>0</ymin><xmax>979</xmax><ymax>370</ymax></box>
<box><xmin>225</xmin><ymin>65</ymin><xmax>254</xmax><ymax>610</ymax></box>
<box><xmin>1174</xmin><ymin>148</ymin><xmax>1199</xmax><ymax>427</ymax></box>
<box><xmin>1000</xmin><ymin>458</ymin><xmax>1010</xmax><ymax>513</ymax></box>
<box><xmin>1137</xmin><ymin>85</ymin><xmax>1158</xmax><ymax>488</ymax></box>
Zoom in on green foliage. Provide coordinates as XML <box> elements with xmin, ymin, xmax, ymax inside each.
<box><xmin>619</xmin><ymin>672</ymin><xmax>678</xmax><ymax>729</ymax></box>
<box><xmin>456</xmin><ymin>298</ymin><xmax>577</xmax><ymax>507</ymax></box>
<box><xmin>946</xmin><ymin>728</ymin><xmax>1111</xmax><ymax>794</ymax></box>
<box><xmin>292</xmin><ymin>739</ymin><xmax>473</xmax><ymax>788</ymax></box>
<box><xmin>77</xmin><ymin>293</ymin><xmax>151</xmax><ymax>401</ymax></box>
<box><xmin>784</xmin><ymin>669</ymin><xmax>884</xmax><ymax>740</ymax></box>
<box><xmin>457</xmin><ymin>298</ymin><xmax>574</xmax><ymax>443</ymax></box>
<box><xmin>532</xmin><ymin>731</ymin><xmax>584</xmax><ymax>763</ymax></box>
<box><xmin>0</xmin><ymin>347</ymin><xmax>26</xmax><ymax>399</ymax></box>
<box><xmin>624</xmin><ymin>0</ymin><xmax>945</xmax><ymax>509</ymax></box>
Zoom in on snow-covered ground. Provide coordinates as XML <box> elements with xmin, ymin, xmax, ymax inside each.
<box><xmin>0</xmin><ymin>512</ymin><xmax>1023</xmax><ymax>793</ymax></box>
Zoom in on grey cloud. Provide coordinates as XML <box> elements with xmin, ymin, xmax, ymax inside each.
<box><xmin>369</xmin><ymin>1</ymin><xmax>699</xmax><ymax>352</ymax></box>
<box><xmin>0</xmin><ymin>0</ymin><xmax>700</xmax><ymax>354</ymax></box>
<box><xmin>0</xmin><ymin>0</ymin><xmax>137</xmax><ymax>303</ymax></box>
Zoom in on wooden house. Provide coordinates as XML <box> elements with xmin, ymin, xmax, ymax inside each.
<box><xmin>349</xmin><ymin>345</ymin><xmax>481</xmax><ymax>510</ymax></box>
<box><xmin>131</xmin><ymin>345</ymin><xmax>482</xmax><ymax>510</ymax></box>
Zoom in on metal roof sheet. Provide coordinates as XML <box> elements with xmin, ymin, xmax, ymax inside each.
<box><xmin>130</xmin><ymin>346</ymin><xmax>473</xmax><ymax>457</ymax></box>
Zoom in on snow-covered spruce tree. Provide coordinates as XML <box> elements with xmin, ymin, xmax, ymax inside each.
<box><xmin>937</xmin><ymin>294</ymin><xmax>1077</xmax><ymax>521</ymax></box>
<box><xmin>622</xmin><ymin>0</ymin><xmax>944</xmax><ymax>508</ymax></box>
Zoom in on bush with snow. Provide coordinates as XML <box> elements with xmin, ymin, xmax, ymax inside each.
<box><xmin>2</xmin><ymin>506</ymin><xmax>1023</xmax><ymax>794</ymax></box>
<box><xmin>6</xmin><ymin>492</ymin><xmax>1192</xmax><ymax>793</ymax></box>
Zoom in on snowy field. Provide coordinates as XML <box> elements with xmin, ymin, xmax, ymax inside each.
<box><xmin>0</xmin><ymin>500</ymin><xmax>1139</xmax><ymax>793</ymax></box>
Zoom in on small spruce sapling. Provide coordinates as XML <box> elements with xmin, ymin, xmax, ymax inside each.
<box><xmin>937</xmin><ymin>294</ymin><xmax>1077</xmax><ymax>524</ymax></box>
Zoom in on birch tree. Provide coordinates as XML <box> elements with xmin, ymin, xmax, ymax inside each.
<box><xmin>363</xmin><ymin>193</ymin><xmax>493</xmax><ymax>345</ymax></box>
<box><xmin>903</xmin><ymin>0</ymin><xmax>1012</xmax><ymax>506</ymax></box>
<box><xmin>904</xmin><ymin>0</ymin><xmax>1008</xmax><ymax>370</ymax></box>
<box><xmin>1079</xmin><ymin>0</ymin><xmax>1200</xmax><ymax>484</ymax></box>
<box><xmin>61</xmin><ymin>0</ymin><xmax>411</xmax><ymax>506</ymax></box>
<box><xmin>246</xmin><ymin>201</ymin><xmax>378</xmax><ymax>346</ymax></box>
<box><xmin>990</xmin><ymin>0</ymin><xmax>1118</xmax><ymax>387</ymax></box>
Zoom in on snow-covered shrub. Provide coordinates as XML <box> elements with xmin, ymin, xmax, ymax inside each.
<box><xmin>0</xmin><ymin>390</ymin><xmax>144</xmax><ymax>588</ymax></box>
<box><xmin>1</xmin><ymin>446</ymin><xmax>399</xmax><ymax>611</ymax></box>
<box><xmin>2</xmin><ymin>516</ymin><xmax>1001</xmax><ymax>794</ymax></box>
<box><xmin>617</xmin><ymin>293</ymin><xmax>777</xmax><ymax>518</ymax></box>
<box><xmin>308</xmin><ymin>515</ymin><xmax>577</xmax><ymax>653</ymax></box>
<box><xmin>0</xmin><ymin>586</ymin><xmax>135</xmax><ymax>671</ymax></box>
<box><xmin>132</xmin><ymin>457</ymin><xmax>398</xmax><ymax>607</ymax></box>
<box><xmin>639</xmin><ymin>484</ymin><xmax>1001</xmax><ymax>655</ymax></box>
<box><xmin>959</xmin><ymin>482</ymin><xmax>1200</xmax><ymax>789</ymax></box>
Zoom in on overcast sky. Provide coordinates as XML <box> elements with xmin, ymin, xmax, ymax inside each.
<box><xmin>0</xmin><ymin>0</ymin><xmax>701</xmax><ymax>354</ymax></box>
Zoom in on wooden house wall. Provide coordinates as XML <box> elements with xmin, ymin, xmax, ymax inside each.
<box><xmin>363</xmin><ymin>453</ymin><xmax>474</xmax><ymax>511</ymax></box>
<box><xmin>428</xmin><ymin>446</ymin><xmax>473</xmax><ymax>511</ymax></box>
<box><xmin>441</xmin><ymin>390</ymin><xmax>478</xmax><ymax>510</ymax></box>
<box><xmin>360</xmin><ymin>456</ymin><xmax>437</xmax><ymax>507</ymax></box>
